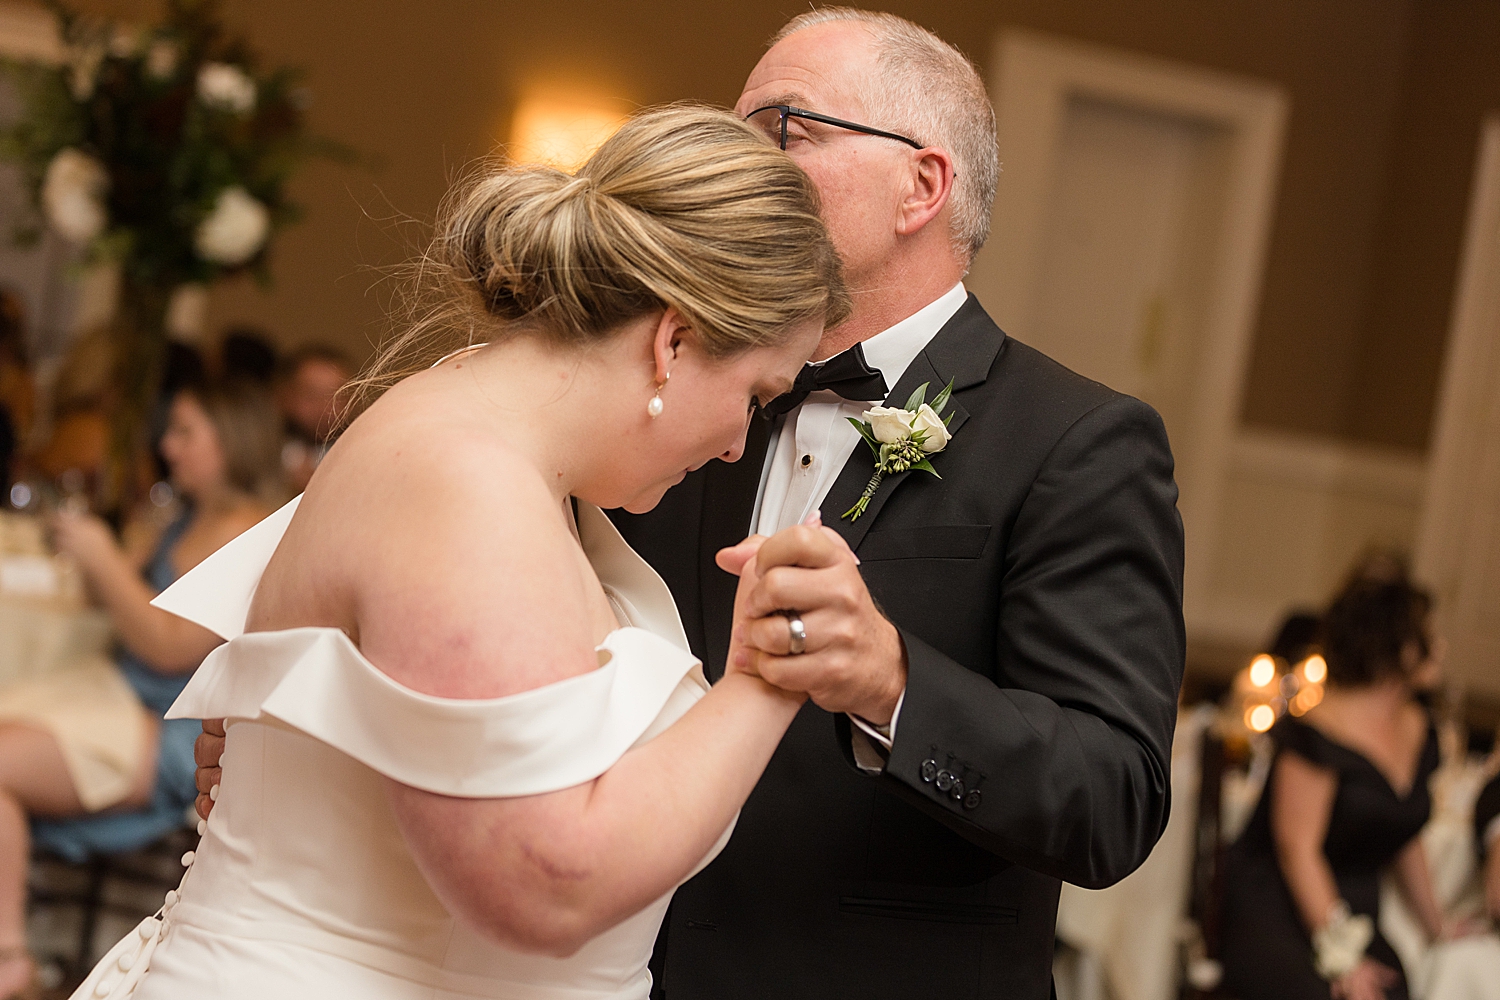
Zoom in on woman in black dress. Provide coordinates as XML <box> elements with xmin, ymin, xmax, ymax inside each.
<box><xmin>1222</xmin><ymin>562</ymin><xmax>1450</xmax><ymax>1000</ymax></box>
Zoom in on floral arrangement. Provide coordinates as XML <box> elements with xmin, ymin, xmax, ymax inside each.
<box><xmin>0</xmin><ymin>0</ymin><xmax>345</xmax><ymax>501</ymax></box>
<box><xmin>842</xmin><ymin>380</ymin><xmax>955</xmax><ymax>521</ymax></box>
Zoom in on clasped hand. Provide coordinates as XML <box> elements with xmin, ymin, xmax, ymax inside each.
<box><xmin>715</xmin><ymin>518</ymin><xmax>906</xmax><ymax>725</ymax></box>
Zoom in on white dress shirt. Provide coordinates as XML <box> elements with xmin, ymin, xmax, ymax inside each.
<box><xmin>750</xmin><ymin>282</ymin><xmax>968</xmax><ymax>768</ymax></box>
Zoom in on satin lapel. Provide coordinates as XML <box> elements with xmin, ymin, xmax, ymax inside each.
<box><xmin>827</xmin><ymin>294</ymin><xmax>999</xmax><ymax>553</ymax></box>
<box><xmin>697</xmin><ymin>414</ymin><xmax>771</xmax><ymax>681</ymax></box>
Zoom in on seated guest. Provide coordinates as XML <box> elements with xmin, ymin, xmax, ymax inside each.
<box><xmin>275</xmin><ymin>344</ymin><xmax>352</xmax><ymax>493</ymax></box>
<box><xmin>0</xmin><ymin>380</ymin><xmax>278</xmax><ymax>998</ymax></box>
<box><xmin>0</xmin><ymin>291</ymin><xmax>34</xmax><ymax>493</ymax></box>
<box><xmin>1476</xmin><ymin>772</ymin><xmax>1500</xmax><ymax>922</ymax></box>
<box><xmin>218</xmin><ymin>326</ymin><xmax>278</xmax><ymax>387</ymax></box>
<box><xmin>1222</xmin><ymin>558</ymin><xmax>1451</xmax><ymax>1000</ymax></box>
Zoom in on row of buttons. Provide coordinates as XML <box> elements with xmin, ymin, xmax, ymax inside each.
<box><xmin>920</xmin><ymin>758</ymin><xmax>982</xmax><ymax>810</ymax></box>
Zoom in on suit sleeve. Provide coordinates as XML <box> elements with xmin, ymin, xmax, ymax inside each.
<box><xmin>871</xmin><ymin>395</ymin><xmax>1185</xmax><ymax>889</ymax></box>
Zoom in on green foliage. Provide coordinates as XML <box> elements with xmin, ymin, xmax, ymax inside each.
<box><xmin>0</xmin><ymin>0</ymin><xmax>351</xmax><ymax>289</ymax></box>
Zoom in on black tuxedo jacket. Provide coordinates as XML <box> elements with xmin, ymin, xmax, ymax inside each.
<box><xmin>609</xmin><ymin>295</ymin><xmax>1185</xmax><ymax>999</ymax></box>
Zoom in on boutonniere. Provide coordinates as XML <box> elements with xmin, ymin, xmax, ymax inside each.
<box><xmin>842</xmin><ymin>380</ymin><xmax>956</xmax><ymax>522</ymax></box>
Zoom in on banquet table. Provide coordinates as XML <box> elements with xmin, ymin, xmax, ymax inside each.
<box><xmin>0</xmin><ymin>511</ymin><xmax>113</xmax><ymax>686</ymax></box>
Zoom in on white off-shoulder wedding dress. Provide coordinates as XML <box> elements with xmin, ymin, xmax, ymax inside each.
<box><xmin>71</xmin><ymin>496</ymin><xmax>731</xmax><ymax>1000</ymax></box>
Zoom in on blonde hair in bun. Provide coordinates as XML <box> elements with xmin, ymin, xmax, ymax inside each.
<box><xmin>350</xmin><ymin>103</ymin><xmax>848</xmax><ymax>408</ymax></box>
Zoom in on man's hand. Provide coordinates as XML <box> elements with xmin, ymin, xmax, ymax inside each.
<box><xmin>728</xmin><ymin>523</ymin><xmax>906</xmax><ymax>723</ymax></box>
<box><xmin>194</xmin><ymin>718</ymin><xmax>226</xmax><ymax>820</ymax></box>
<box><xmin>1332</xmin><ymin>957</ymin><xmax>1398</xmax><ymax>1000</ymax></box>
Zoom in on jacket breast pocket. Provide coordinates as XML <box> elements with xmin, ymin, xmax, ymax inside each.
<box><xmin>857</xmin><ymin>524</ymin><xmax>991</xmax><ymax>562</ymax></box>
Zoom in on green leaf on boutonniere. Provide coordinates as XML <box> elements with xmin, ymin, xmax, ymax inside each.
<box><xmin>904</xmin><ymin>382</ymin><xmax>931</xmax><ymax>412</ymax></box>
<box><xmin>912</xmin><ymin>457</ymin><xmax>941</xmax><ymax>478</ymax></box>
<box><xmin>931</xmin><ymin>379</ymin><xmax>954</xmax><ymax>416</ymax></box>
<box><xmin>848</xmin><ymin>416</ymin><xmax>882</xmax><ymax>457</ymax></box>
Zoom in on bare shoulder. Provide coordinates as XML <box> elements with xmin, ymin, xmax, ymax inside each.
<box><xmin>287</xmin><ymin>390</ymin><xmax>600</xmax><ymax>701</ymax></box>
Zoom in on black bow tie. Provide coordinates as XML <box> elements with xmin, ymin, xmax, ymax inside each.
<box><xmin>762</xmin><ymin>343</ymin><xmax>889</xmax><ymax>416</ymax></box>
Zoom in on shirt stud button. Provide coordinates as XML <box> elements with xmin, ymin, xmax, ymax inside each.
<box><xmin>801</xmin><ymin>454</ymin><xmax>812</xmax><ymax>467</ymax></box>
<box><xmin>919</xmin><ymin>759</ymin><xmax>937</xmax><ymax>783</ymax></box>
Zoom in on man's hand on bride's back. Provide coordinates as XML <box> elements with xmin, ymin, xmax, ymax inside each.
<box><xmin>194</xmin><ymin>718</ymin><xmax>226</xmax><ymax>819</ymax></box>
<box><xmin>718</xmin><ymin>523</ymin><xmax>907</xmax><ymax>724</ymax></box>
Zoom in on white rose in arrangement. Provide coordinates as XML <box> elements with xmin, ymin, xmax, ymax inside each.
<box><xmin>195</xmin><ymin>186</ymin><xmax>270</xmax><ymax>265</ymax></box>
<box><xmin>197</xmin><ymin>62</ymin><xmax>256</xmax><ymax>113</ymax></box>
<box><xmin>911</xmin><ymin>403</ymin><xmax>952</xmax><ymax>453</ymax></box>
<box><xmin>146</xmin><ymin>40</ymin><xmax>179</xmax><ymax>81</ymax></box>
<box><xmin>42</xmin><ymin>149</ymin><xmax>109</xmax><ymax>244</ymax></box>
<box><xmin>865</xmin><ymin>405</ymin><xmax>915</xmax><ymax>445</ymax></box>
<box><xmin>165</xmin><ymin>283</ymin><xmax>209</xmax><ymax>342</ymax></box>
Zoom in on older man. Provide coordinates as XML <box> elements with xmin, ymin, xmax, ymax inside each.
<box><xmin>194</xmin><ymin>9</ymin><xmax>1184</xmax><ymax>998</ymax></box>
<box><xmin>613</xmin><ymin>9</ymin><xmax>1184</xmax><ymax>999</ymax></box>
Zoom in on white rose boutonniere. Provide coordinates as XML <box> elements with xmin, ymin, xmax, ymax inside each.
<box><xmin>842</xmin><ymin>380</ymin><xmax>956</xmax><ymax>522</ymax></box>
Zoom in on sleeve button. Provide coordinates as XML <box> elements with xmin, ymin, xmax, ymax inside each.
<box><xmin>949</xmin><ymin>778</ymin><xmax>965</xmax><ymax>801</ymax></box>
<box><xmin>935</xmin><ymin>769</ymin><xmax>955</xmax><ymax>792</ymax></box>
<box><xmin>919</xmin><ymin>759</ymin><xmax>937</xmax><ymax>783</ymax></box>
<box><xmin>963</xmin><ymin>789</ymin><xmax>983</xmax><ymax>810</ymax></box>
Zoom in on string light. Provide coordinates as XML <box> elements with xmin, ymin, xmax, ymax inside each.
<box><xmin>1301</xmin><ymin>654</ymin><xmax>1327</xmax><ymax>684</ymax></box>
<box><xmin>1247</xmin><ymin>704</ymin><xmax>1276</xmax><ymax>732</ymax></box>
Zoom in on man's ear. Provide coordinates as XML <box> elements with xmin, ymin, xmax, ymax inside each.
<box><xmin>651</xmin><ymin>306</ymin><xmax>692</xmax><ymax>384</ymax></box>
<box><xmin>895</xmin><ymin>147</ymin><xmax>956</xmax><ymax>238</ymax></box>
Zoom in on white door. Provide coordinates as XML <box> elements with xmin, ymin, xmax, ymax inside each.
<box><xmin>1023</xmin><ymin>93</ymin><xmax>1228</xmax><ymax>469</ymax></box>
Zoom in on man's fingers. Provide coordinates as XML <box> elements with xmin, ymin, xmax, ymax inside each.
<box><xmin>195</xmin><ymin>793</ymin><xmax>214</xmax><ymax>821</ymax></box>
<box><xmin>739</xmin><ymin>609</ymin><xmax>844</xmax><ymax>656</ymax></box>
<box><xmin>194</xmin><ymin>766</ymin><xmax>221</xmax><ymax>796</ymax></box>
<box><xmin>203</xmin><ymin>717</ymin><xmax>226</xmax><ymax>738</ymax></box>
<box><xmin>743</xmin><ymin>563</ymin><xmax>856</xmax><ymax>621</ymax></box>
<box><xmin>194</xmin><ymin>731</ymin><xmax>226</xmax><ymax>769</ymax></box>
<box><xmin>753</xmin><ymin>524</ymin><xmax>847</xmax><ymax>575</ymax></box>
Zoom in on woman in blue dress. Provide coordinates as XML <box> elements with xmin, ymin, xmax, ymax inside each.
<box><xmin>0</xmin><ymin>379</ymin><xmax>280</xmax><ymax>998</ymax></box>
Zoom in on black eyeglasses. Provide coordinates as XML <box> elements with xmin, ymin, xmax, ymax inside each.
<box><xmin>746</xmin><ymin>104</ymin><xmax>924</xmax><ymax>152</ymax></box>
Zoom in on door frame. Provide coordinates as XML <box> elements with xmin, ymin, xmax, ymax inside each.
<box><xmin>1415</xmin><ymin>116</ymin><xmax>1500</xmax><ymax>697</ymax></box>
<box><xmin>967</xmin><ymin>29</ymin><xmax>1287</xmax><ymax>631</ymax></box>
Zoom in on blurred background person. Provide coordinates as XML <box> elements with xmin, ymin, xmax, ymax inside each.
<box><xmin>1476</xmin><ymin>773</ymin><xmax>1500</xmax><ymax>923</ymax></box>
<box><xmin>276</xmin><ymin>344</ymin><xmax>352</xmax><ymax>494</ymax></box>
<box><xmin>0</xmin><ymin>379</ymin><xmax>279</xmax><ymax>999</ymax></box>
<box><xmin>0</xmin><ymin>291</ymin><xmax>34</xmax><ymax>496</ymax></box>
<box><xmin>1221</xmin><ymin>557</ymin><xmax>1451</xmax><ymax>1000</ymax></box>
<box><xmin>218</xmin><ymin>326</ymin><xmax>278</xmax><ymax>389</ymax></box>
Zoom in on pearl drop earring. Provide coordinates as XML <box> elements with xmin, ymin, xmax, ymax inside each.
<box><xmin>648</xmin><ymin>373</ymin><xmax>668</xmax><ymax>418</ymax></box>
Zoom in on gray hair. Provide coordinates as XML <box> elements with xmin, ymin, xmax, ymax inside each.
<box><xmin>771</xmin><ymin>8</ymin><xmax>999</xmax><ymax>262</ymax></box>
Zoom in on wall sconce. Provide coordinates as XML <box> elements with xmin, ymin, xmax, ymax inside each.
<box><xmin>508</xmin><ymin>93</ymin><xmax>626</xmax><ymax>171</ymax></box>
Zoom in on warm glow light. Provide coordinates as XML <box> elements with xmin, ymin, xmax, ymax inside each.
<box><xmin>1248</xmin><ymin>654</ymin><xmax>1276</xmax><ymax>688</ymax></box>
<box><xmin>1248</xmin><ymin>704</ymin><xmax>1276</xmax><ymax>732</ymax></box>
<box><xmin>1302</xmin><ymin>654</ymin><xmax>1328</xmax><ymax>685</ymax></box>
<box><xmin>509</xmin><ymin>94</ymin><xmax>627</xmax><ymax>171</ymax></box>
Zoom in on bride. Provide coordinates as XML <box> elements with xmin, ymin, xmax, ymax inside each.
<box><xmin>73</xmin><ymin>103</ymin><xmax>847</xmax><ymax>999</ymax></box>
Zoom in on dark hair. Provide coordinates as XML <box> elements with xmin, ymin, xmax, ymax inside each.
<box><xmin>221</xmin><ymin>327</ymin><xmax>279</xmax><ymax>386</ymax></box>
<box><xmin>0</xmin><ymin>289</ymin><xmax>26</xmax><ymax>367</ymax></box>
<box><xmin>1321</xmin><ymin>558</ymin><xmax>1432</xmax><ymax>688</ymax></box>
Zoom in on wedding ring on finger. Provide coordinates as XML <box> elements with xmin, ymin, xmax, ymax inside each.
<box><xmin>787</xmin><ymin>615</ymin><xmax>807</xmax><ymax>655</ymax></box>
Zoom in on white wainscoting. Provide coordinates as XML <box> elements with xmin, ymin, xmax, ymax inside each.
<box><xmin>1186</xmin><ymin>429</ymin><xmax>1427</xmax><ymax>655</ymax></box>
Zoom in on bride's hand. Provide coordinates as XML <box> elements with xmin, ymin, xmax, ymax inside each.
<box><xmin>715</xmin><ymin>535</ymin><xmax>788</xmax><ymax>688</ymax></box>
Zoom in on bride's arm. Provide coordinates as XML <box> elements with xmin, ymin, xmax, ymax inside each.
<box><xmin>387</xmin><ymin>669</ymin><xmax>799</xmax><ymax>957</ymax></box>
<box><xmin>352</xmin><ymin>458</ymin><xmax>798</xmax><ymax>958</ymax></box>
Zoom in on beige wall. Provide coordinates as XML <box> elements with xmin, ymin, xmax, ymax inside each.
<box><xmin>61</xmin><ymin>0</ymin><xmax>1497</xmax><ymax>453</ymax></box>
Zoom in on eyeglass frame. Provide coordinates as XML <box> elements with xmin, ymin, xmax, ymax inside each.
<box><xmin>746</xmin><ymin>104</ymin><xmax>925</xmax><ymax>153</ymax></box>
